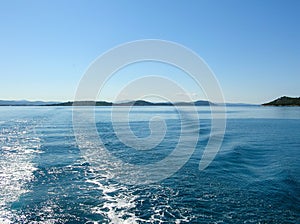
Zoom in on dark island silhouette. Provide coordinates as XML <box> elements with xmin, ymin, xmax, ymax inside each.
<box><xmin>262</xmin><ymin>96</ymin><xmax>300</xmax><ymax>106</ymax></box>
<box><xmin>46</xmin><ymin>100</ymin><xmax>212</xmax><ymax>107</ymax></box>
<box><xmin>1</xmin><ymin>97</ymin><xmax>299</xmax><ymax>106</ymax></box>
<box><xmin>0</xmin><ymin>99</ymin><xmax>212</xmax><ymax>106</ymax></box>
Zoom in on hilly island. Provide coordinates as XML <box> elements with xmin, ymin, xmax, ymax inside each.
<box><xmin>262</xmin><ymin>96</ymin><xmax>300</xmax><ymax>106</ymax></box>
<box><xmin>1</xmin><ymin>97</ymin><xmax>299</xmax><ymax>106</ymax></box>
<box><xmin>0</xmin><ymin>100</ymin><xmax>212</xmax><ymax>106</ymax></box>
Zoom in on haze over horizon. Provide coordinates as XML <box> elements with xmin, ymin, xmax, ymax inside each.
<box><xmin>0</xmin><ymin>1</ymin><xmax>299</xmax><ymax>104</ymax></box>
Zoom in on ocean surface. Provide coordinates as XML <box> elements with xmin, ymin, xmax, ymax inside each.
<box><xmin>0</xmin><ymin>106</ymin><xmax>299</xmax><ymax>223</ymax></box>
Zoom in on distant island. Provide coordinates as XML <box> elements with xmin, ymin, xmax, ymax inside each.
<box><xmin>47</xmin><ymin>100</ymin><xmax>212</xmax><ymax>107</ymax></box>
<box><xmin>2</xmin><ymin>98</ymin><xmax>299</xmax><ymax>107</ymax></box>
<box><xmin>0</xmin><ymin>100</ymin><xmax>59</xmax><ymax>106</ymax></box>
<box><xmin>0</xmin><ymin>100</ymin><xmax>212</xmax><ymax>107</ymax></box>
<box><xmin>262</xmin><ymin>96</ymin><xmax>300</xmax><ymax>106</ymax></box>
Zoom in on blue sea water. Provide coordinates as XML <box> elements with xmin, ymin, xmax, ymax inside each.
<box><xmin>0</xmin><ymin>106</ymin><xmax>299</xmax><ymax>223</ymax></box>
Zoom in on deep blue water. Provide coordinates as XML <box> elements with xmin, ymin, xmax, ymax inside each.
<box><xmin>0</xmin><ymin>106</ymin><xmax>299</xmax><ymax>223</ymax></box>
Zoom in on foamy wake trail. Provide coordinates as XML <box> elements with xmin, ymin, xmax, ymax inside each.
<box><xmin>86</xmin><ymin>171</ymin><xmax>140</xmax><ymax>224</ymax></box>
<box><xmin>85</xmin><ymin>168</ymin><xmax>191</xmax><ymax>223</ymax></box>
<box><xmin>0</xmin><ymin>120</ymin><xmax>41</xmax><ymax>223</ymax></box>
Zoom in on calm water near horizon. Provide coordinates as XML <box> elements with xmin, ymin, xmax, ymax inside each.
<box><xmin>0</xmin><ymin>106</ymin><xmax>299</xmax><ymax>223</ymax></box>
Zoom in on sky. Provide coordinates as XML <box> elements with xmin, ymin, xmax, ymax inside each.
<box><xmin>0</xmin><ymin>0</ymin><xmax>299</xmax><ymax>104</ymax></box>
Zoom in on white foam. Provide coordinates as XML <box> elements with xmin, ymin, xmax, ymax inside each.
<box><xmin>0</xmin><ymin>120</ymin><xmax>41</xmax><ymax>223</ymax></box>
<box><xmin>88</xmin><ymin>174</ymin><xmax>140</xmax><ymax>223</ymax></box>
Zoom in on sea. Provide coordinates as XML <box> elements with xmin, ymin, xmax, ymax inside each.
<box><xmin>0</xmin><ymin>106</ymin><xmax>299</xmax><ymax>223</ymax></box>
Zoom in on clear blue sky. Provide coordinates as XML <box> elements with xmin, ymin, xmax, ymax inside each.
<box><xmin>0</xmin><ymin>0</ymin><xmax>299</xmax><ymax>103</ymax></box>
